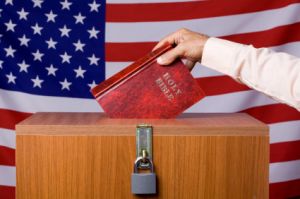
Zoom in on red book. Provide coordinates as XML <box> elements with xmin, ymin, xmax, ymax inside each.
<box><xmin>91</xmin><ymin>44</ymin><xmax>205</xmax><ymax>118</ymax></box>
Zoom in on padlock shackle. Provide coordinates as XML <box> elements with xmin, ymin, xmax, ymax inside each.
<box><xmin>134</xmin><ymin>157</ymin><xmax>154</xmax><ymax>173</ymax></box>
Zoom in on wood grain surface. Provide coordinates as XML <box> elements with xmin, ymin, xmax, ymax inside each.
<box><xmin>16</xmin><ymin>113</ymin><xmax>269</xmax><ymax>199</ymax></box>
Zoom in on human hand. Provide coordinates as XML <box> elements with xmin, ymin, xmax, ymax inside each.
<box><xmin>153</xmin><ymin>28</ymin><xmax>209</xmax><ymax>70</ymax></box>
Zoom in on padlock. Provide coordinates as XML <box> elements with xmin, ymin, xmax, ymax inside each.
<box><xmin>131</xmin><ymin>157</ymin><xmax>156</xmax><ymax>194</ymax></box>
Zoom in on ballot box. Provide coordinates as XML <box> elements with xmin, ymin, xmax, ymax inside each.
<box><xmin>16</xmin><ymin>113</ymin><xmax>269</xmax><ymax>199</ymax></box>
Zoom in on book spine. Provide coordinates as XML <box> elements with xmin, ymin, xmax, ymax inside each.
<box><xmin>91</xmin><ymin>44</ymin><xmax>173</xmax><ymax>98</ymax></box>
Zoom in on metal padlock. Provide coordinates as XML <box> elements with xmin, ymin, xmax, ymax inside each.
<box><xmin>131</xmin><ymin>157</ymin><xmax>156</xmax><ymax>194</ymax></box>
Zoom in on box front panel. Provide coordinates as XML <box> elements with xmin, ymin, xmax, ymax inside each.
<box><xmin>17</xmin><ymin>131</ymin><xmax>268</xmax><ymax>199</ymax></box>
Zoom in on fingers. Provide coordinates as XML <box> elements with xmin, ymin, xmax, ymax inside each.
<box><xmin>157</xmin><ymin>46</ymin><xmax>184</xmax><ymax>65</ymax></box>
<box><xmin>152</xmin><ymin>31</ymin><xmax>178</xmax><ymax>51</ymax></box>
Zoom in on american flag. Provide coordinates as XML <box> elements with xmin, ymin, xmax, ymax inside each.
<box><xmin>1</xmin><ymin>0</ymin><xmax>300</xmax><ymax>198</ymax></box>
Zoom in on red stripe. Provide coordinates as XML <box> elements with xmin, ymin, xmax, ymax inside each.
<box><xmin>271</xmin><ymin>141</ymin><xmax>300</xmax><ymax>163</ymax></box>
<box><xmin>0</xmin><ymin>109</ymin><xmax>32</xmax><ymax>130</ymax></box>
<box><xmin>222</xmin><ymin>21</ymin><xmax>300</xmax><ymax>47</ymax></box>
<box><xmin>270</xmin><ymin>179</ymin><xmax>300</xmax><ymax>199</ymax></box>
<box><xmin>105</xmin><ymin>22</ymin><xmax>300</xmax><ymax>62</ymax></box>
<box><xmin>0</xmin><ymin>146</ymin><xmax>15</xmax><ymax>166</ymax></box>
<box><xmin>0</xmin><ymin>186</ymin><xmax>15</xmax><ymax>199</ymax></box>
<box><xmin>106</xmin><ymin>42</ymin><xmax>154</xmax><ymax>62</ymax></box>
<box><xmin>106</xmin><ymin>1</ymin><xmax>299</xmax><ymax>22</ymax></box>
<box><xmin>197</xmin><ymin>76</ymin><xmax>250</xmax><ymax>96</ymax></box>
<box><xmin>242</xmin><ymin>104</ymin><xmax>300</xmax><ymax>124</ymax></box>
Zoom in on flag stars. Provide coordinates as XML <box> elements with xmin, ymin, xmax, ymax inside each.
<box><xmin>31</xmin><ymin>75</ymin><xmax>44</xmax><ymax>88</ymax></box>
<box><xmin>73</xmin><ymin>40</ymin><xmax>85</xmax><ymax>52</ymax></box>
<box><xmin>31</xmin><ymin>23</ymin><xmax>43</xmax><ymax>35</ymax></box>
<box><xmin>17</xmin><ymin>8</ymin><xmax>29</xmax><ymax>20</ymax></box>
<box><xmin>88</xmin><ymin>80</ymin><xmax>97</xmax><ymax>89</ymax></box>
<box><xmin>18</xmin><ymin>35</ymin><xmax>30</xmax><ymax>47</ymax></box>
<box><xmin>87</xmin><ymin>54</ymin><xmax>100</xmax><ymax>65</ymax></box>
<box><xmin>32</xmin><ymin>49</ymin><xmax>44</xmax><ymax>62</ymax></box>
<box><xmin>5</xmin><ymin>0</ymin><xmax>13</xmax><ymax>5</ymax></box>
<box><xmin>32</xmin><ymin>0</ymin><xmax>43</xmax><ymax>8</ymax></box>
<box><xmin>89</xmin><ymin>1</ymin><xmax>101</xmax><ymax>12</ymax></box>
<box><xmin>60</xmin><ymin>0</ymin><xmax>72</xmax><ymax>10</ymax></box>
<box><xmin>46</xmin><ymin>38</ymin><xmax>57</xmax><ymax>49</ymax></box>
<box><xmin>60</xmin><ymin>78</ymin><xmax>72</xmax><ymax>90</ymax></box>
<box><xmin>59</xmin><ymin>25</ymin><xmax>71</xmax><ymax>37</ymax></box>
<box><xmin>5</xmin><ymin>20</ymin><xmax>17</xmax><ymax>32</ymax></box>
<box><xmin>45</xmin><ymin>10</ymin><xmax>57</xmax><ymax>23</ymax></box>
<box><xmin>4</xmin><ymin>46</ymin><xmax>16</xmax><ymax>57</ymax></box>
<box><xmin>74</xmin><ymin>66</ymin><xmax>86</xmax><ymax>78</ymax></box>
<box><xmin>46</xmin><ymin>64</ymin><xmax>58</xmax><ymax>76</ymax></box>
<box><xmin>18</xmin><ymin>60</ymin><xmax>30</xmax><ymax>73</ymax></box>
<box><xmin>87</xmin><ymin>27</ymin><xmax>99</xmax><ymax>39</ymax></box>
<box><xmin>60</xmin><ymin>52</ymin><xmax>72</xmax><ymax>64</ymax></box>
<box><xmin>0</xmin><ymin>60</ymin><xmax>3</xmax><ymax>69</ymax></box>
<box><xmin>6</xmin><ymin>72</ymin><xmax>17</xmax><ymax>84</ymax></box>
<box><xmin>74</xmin><ymin>13</ymin><xmax>86</xmax><ymax>24</ymax></box>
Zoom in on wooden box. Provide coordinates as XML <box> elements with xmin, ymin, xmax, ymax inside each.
<box><xmin>16</xmin><ymin>113</ymin><xmax>269</xmax><ymax>199</ymax></box>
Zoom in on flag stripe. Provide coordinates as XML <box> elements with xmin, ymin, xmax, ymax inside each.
<box><xmin>0</xmin><ymin>146</ymin><xmax>15</xmax><ymax>166</ymax></box>
<box><xmin>187</xmin><ymin>90</ymin><xmax>277</xmax><ymax>113</ymax></box>
<box><xmin>0</xmin><ymin>89</ymin><xmax>276</xmax><ymax>115</ymax></box>
<box><xmin>271</xmin><ymin>140</ymin><xmax>300</xmax><ymax>163</ymax></box>
<box><xmin>106</xmin><ymin>1</ymin><xmax>299</xmax><ymax>22</ymax></box>
<box><xmin>106</xmin><ymin>22</ymin><xmax>300</xmax><ymax>61</ymax></box>
<box><xmin>0</xmin><ymin>109</ymin><xmax>31</xmax><ymax>130</ymax></box>
<box><xmin>223</xmin><ymin>22</ymin><xmax>300</xmax><ymax>47</ymax></box>
<box><xmin>0</xmin><ymin>166</ymin><xmax>15</xmax><ymax>187</ymax></box>
<box><xmin>0</xmin><ymin>186</ymin><xmax>15</xmax><ymax>199</ymax></box>
<box><xmin>107</xmin><ymin>0</ymin><xmax>204</xmax><ymax>3</ymax></box>
<box><xmin>270</xmin><ymin>179</ymin><xmax>300</xmax><ymax>199</ymax></box>
<box><xmin>197</xmin><ymin>77</ymin><xmax>250</xmax><ymax>96</ymax></box>
<box><xmin>243</xmin><ymin>104</ymin><xmax>300</xmax><ymax>124</ymax></box>
<box><xmin>270</xmin><ymin>159</ymin><xmax>300</xmax><ymax>183</ymax></box>
<box><xmin>0</xmin><ymin>89</ymin><xmax>102</xmax><ymax>114</ymax></box>
<box><xmin>0</xmin><ymin>128</ymin><xmax>15</xmax><ymax>149</ymax></box>
<box><xmin>270</xmin><ymin>121</ymin><xmax>300</xmax><ymax>144</ymax></box>
<box><xmin>106</xmin><ymin>3</ymin><xmax>300</xmax><ymax>42</ymax></box>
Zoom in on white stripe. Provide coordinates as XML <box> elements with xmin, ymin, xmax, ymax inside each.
<box><xmin>0</xmin><ymin>165</ymin><xmax>15</xmax><ymax>186</ymax></box>
<box><xmin>0</xmin><ymin>128</ymin><xmax>15</xmax><ymax>149</ymax></box>
<box><xmin>107</xmin><ymin>0</ymin><xmax>203</xmax><ymax>3</ymax></box>
<box><xmin>270</xmin><ymin>159</ymin><xmax>300</xmax><ymax>183</ymax></box>
<box><xmin>105</xmin><ymin>62</ymin><xmax>222</xmax><ymax>78</ymax></box>
<box><xmin>0</xmin><ymin>88</ymin><xmax>102</xmax><ymax>113</ymax></box>
<box><xmin>106</xmin><ymin>3</ymin><xmax>300</xmax><ymax>42</ymax></box>
<box><xmin>185</xmin><ymin>90</ymin><xmax>277</xmax><ymax>113</ymax></box>
<box><xmin>271</xmin><ymin>41</ymin><xmax>300</xmax><ymax>57</ymax></box>
<box><xmin>0</xmin><ymin>90</ymin><xmax>277</xmax><ymax>114</ymax></box>
<box><xmin>270</xmin><ymin>121</ymin><xmax>300</xmax><ymax>144</ymax></box>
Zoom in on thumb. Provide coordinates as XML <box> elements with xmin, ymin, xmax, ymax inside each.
<box><xmin>157</xmin><ymin>46</ymin><xmax>184</xmax><ymax>65</ymax></box>
<box><xmin>184</xmin><ymin>60</ymin><xmax>196</xmax><ymax>71</ymax></box>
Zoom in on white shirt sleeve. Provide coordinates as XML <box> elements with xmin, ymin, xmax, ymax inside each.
<box><xmin>201</xmin><ymin>37</ymin><xmax>300</xmax><ymax>111</ymax></box>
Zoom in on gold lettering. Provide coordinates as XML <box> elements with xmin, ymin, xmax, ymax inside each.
<box><xmin>156</xmin><ymin>73</ymin><xmax>182</xmax><ymax>101</ymax></box>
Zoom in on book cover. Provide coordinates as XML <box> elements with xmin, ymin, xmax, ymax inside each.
<box><xmin>91</xmin><ymin>44</ymin><xmax>205</xmax><ymax>118</ymax></box>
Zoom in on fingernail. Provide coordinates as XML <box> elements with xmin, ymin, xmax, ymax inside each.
<box><xmin>157</xmin><ymin>57</ymin><xmax>164</xmax><ymax>65</ymax></box>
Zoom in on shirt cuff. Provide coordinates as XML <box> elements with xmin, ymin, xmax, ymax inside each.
<box><xmin>201</xmin><ymin>37</ymin><xmax>246</xmax><ymax>79</ymax></box>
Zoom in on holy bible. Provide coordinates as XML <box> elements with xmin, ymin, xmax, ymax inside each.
<box><xmin>91</xmin><ymin>44</ymin><xmax>205</xmax><ymax>118</ymax></box>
